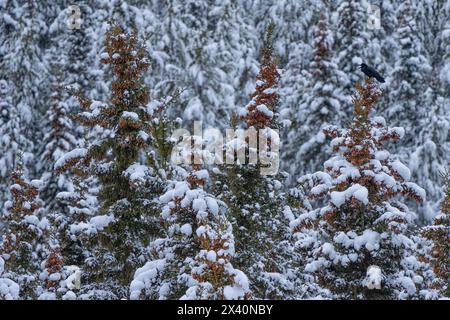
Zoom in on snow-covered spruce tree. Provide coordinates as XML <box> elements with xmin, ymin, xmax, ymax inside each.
<box><xmin>281</xmin><ymin>9</ymin><xmax>348</xmax><ymax>180</ymax></box>
<box><xmin>422</xmin><ymin>168</ymin><xmax>450</xmax><ymax>297</ymax></box>
<box><xmin>133</xmin><ymin>0</ymin><xmax>206</xmax><ymax>124</ymax></box>
<box><xmin>386</xmin><ymin>0</ymin><xmax>445</xmax><ymax>223</ymax></box>
<box><xmin>376</xmin><ymin>0</ymin><xmax>399</xmax><ymax>73</ymax></box>
<box><xmin>385</xmin><ymin>0</ymin><xmax>431</xmax><ymax>142</ymax></box>
<box><xmin>408</xmin><ymin>90</ymin><xmax>450</xmax><ymax>222</ymax></box>
<box><xmin>0</xmin><ymin>161</ymin><xmax>49</xmax><ymax>299</ymax></box>
<box><xmin>0</xmin><ymin>80</ymin><xmax>34</xmax><ymax>209</ymax></box>
<box><xmin>46</xmin><ymin>2</ymin><xmax>102</xmax><ymax>103</ymax></box>
<box><xmin>216</xmin><ymin>1</ymin><xmax>259</xmax><ymax>110</ymax></box>
<box><xmin>55</xmin><ymin>24</ymin><xmax>164</xmax><ymax>298</ymax></box>
<box><xmin>183</xmin><ymin>0</ymin><xmax>260</xmax><ymax>128</ymax></box>
<box><xmin>405</xmin><ymin>1</ymin><xmax>450</xmax><ymax>222</ymax></box>
<box><xmin>39</xmin><ymin>70</ymin><xmax>78</xmax><ymax>215</ymax></box>
<box><xmin>292</xmin><ymin>79</ymin><xmax>437</xmax><ymax>299</ymax></box>
<box><xmin>134</xmin><ymin>0</ymin><xmax>258</xmax><ymax>128</ymax></box>
<box><xmin>250</xmin><ymin>0</ymin><xmax>313</xmax><ymax>66</ymax></box>
<box><xmin>212</xmin><ymin>25</ymin><xmax>298</xmax><ymax>299</ymax></box>
<box><xmin>131</xmin><ymin>136</ymin><xmax>250</xmax><ymax>300</ymax></box>
<box><xmin>54</xmin><ymin>174</ymin><xmax>99</xmax><ymax>267</ymax></box>
<box><xmin>0</xmin><ymin>0</ymin><xmax>50</xmax><ymax>161</ymax></box>
<box><xmin>333</xmin><ymin>0</ymin><xmax>379</xmax><ymax>95</ymax></box>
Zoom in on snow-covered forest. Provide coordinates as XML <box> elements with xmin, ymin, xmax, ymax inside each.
<box><xmin>0</xmin><ymin>0</ymin><xmax>449</xmax><ymax>300</ymax></box>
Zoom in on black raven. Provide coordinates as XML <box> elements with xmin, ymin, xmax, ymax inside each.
<box><xmin>359</xmin><ymin>63</ymin><xmax>385</xmax><ymax>83</ymax></box>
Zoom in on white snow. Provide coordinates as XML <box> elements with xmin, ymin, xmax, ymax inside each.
<box><xmin>334</xmin><ymin>230</ymin><xmax>381</xmax><ymax>251</ymax></box>
<box><xmin>205</xmin><ymin>197</ymin><xmax>219</xmax><ymax>216</ymax></box>
<box><xmin>364</xmin><ymin>265</ymin><xmax>382</xmax><ymax>290</ymax></box>
<box><xmin>130</xmin><ymin>259</ymin><xmax>166</xmax><ymax>300</ymax></box>
<box><xmin>192</xmin><ymin>198</ymin><xmax>207</xmax><ymax>212</ymax></box>
<box><xmin>193</xmin><ymin>169</ymin><xmax>209</xmax><ymax>181</ymax></box>
<box><xmin>65</xmin><ymin>266</ymin><xmax>82</xmax><ymax>291</ymax></box>
<box><xmin>330</xmin><ymin>184</ymin><xmax>369</xmax><ymax>208</ymax></box>
<box><xmin>391</xmin><ymin>160</ymin><xmax>411</xmax><ymax>180</ymax></box>
<box><xmin>391</xmin><ymin>127</ymin><xmax>405</xmax><ymax>139</ymax></box>
<box><xmin>121</xmin><ymin>111</ymin><xmax>139</xmax><ymax>121</ymax></box>
<box><xmin>196</xmin><ymin>226</ymin><xmax>206</xmax><ymax>237</ymax></box>
<box><xmin>180</xmin><ymin>223</ymin><xmax>193</xmax><ymax>236</ymax></box>
<box><xmin>124</xmin><ymin>163</ymin><xmax>149</xmax><ymax>184</ymax></box>
<box><xmin>256</xmin><ymin>104</ymin><xmax>274</xmax><ymax>118</ymax></box>
<box><xmin>70</xmin><ymin>215</ymin><xmax>114</xmax><ymax>235</ymax></box>
<box><xmin>54</xmin><ymin>148</ymin><xmax>87</xmax><ymax>170</ymax></box>
<box><xmin>90</xmin><ymin>215</ymin><xmax>114</xmax><ymax>230</ymax></box>
<box><xmin>0</xmin><ymin>278</ymin><xmax>20</xmax><ymax>300</ymax></box>
<box><xmin>223</xmin><ymin>269</ymin><xmax>249</xmax><ymax>300</ymax></box>
<box><xmin>206</xmin><ymin>250</ymin><xmax>217</xmax><ymax>262</ymax></box>
<box><xmin>375</xmin><ymin>150</ymin><xmax>389</xmax><ymax>161</ymax></box>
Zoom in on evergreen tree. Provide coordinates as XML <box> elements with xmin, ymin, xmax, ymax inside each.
<box><xmin>333</xmin><ymin>0</ymin><xmax>379</xmax><ymax>95</ymax></box>
<box><xmin>183</xmin><ymin>0</ymin><xmax>259</xmax><ymax>128</ymax></box>
<box><xmin>38</xmin><ymin>245</ymin><xmax>65</xmax><ymax>300</ymax></box>
<box><xmin>55</xmin><ymin>175</ymin><xmax>99</xmax><ymax>267</ymax></box>
<box><xmin>131</xmin><ymin>145</ymin><xmax>250</xmax><ymax>300</ymax></box>
<box><xmin>213</xmin><ymin>25</ymin><xmax>297</xmax><ymax>299</ymax></box>
<box><xmin>385</xmin><ymin>0</ymin><xmax>431</xmax><ymax>139</ymax></box>
<box><xmin>0</xmin><ymin>162</ymin><xmax>49</xmax><ymax>299</ymax></box>
<box><xmin>0</xmin><ymin>0</ymin><xmax>49</xmax><ymax>153</ymax></box>
<box><xmin>39</xmin><ymin>71</ymin><xmax>78</xmax><ymax>215</ymax></box>
<box><xmin>0</xmin><ymin>80</ymin><xmax>34</xmax><ymax>208</ymax></box>
<box><xmin>422</xmin><ymin>168</ymin><xmax>450</xmax><ymax>297</ymax></box>
<box><xmin>386</xmin><ymin>0</ymin><xmax>445</xmax><ymax>222</ymax></box>
<box><xmin>37</xmin><ymin>242</ymin><xmax>86</xmax><ymax>300</ymax></box>
<box><xmin>282</xmin><ymin>8</ymin><xmax>348</xmax><ymax>180</ymax></box>
<box><xmin>135</xmin><ymin>0</ymin><xmax>206</xmax><ymax>123</ymax></box>
<box><xmin>406</xmin><ymin>1</ymin><xmax>450</xmax><ymax>222</ymax></box>
<box><xmin>47</xmin><ymin>2</ymin><xmax>102</xmax><ymax>102</ymax></box>
<box><xmin>55</xmin><ymin>24</ymin><xmax>163</xmax><ymax>298</ymax></box>
<box><xmin>293</xmin><ymin>79</ymin><xmax>436</xmax><ymax>299</ymax></box>
<box><xmin>408</xmin><ymin>91</ymin><xmax>450</xmax><ymax>222</ymax></box>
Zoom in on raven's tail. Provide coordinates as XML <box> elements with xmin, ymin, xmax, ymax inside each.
<box><xmin>376</xmin><ymin>75</ymin><xmax>385</xmax><ymax>83</ymax></box>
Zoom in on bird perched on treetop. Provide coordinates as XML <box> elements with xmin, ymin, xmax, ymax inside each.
<box><xmin>359</xmin><ymin>63</ymin><xmax>385</xmax><ymax>83</ymax></box>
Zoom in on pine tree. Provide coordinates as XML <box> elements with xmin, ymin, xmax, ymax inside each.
<box><xmin>386</xmin><ymin>0</ymin><xmax>444</xmax><ymax>223</ymax></box>
<box><xmin>293</xmin><ymin>79</ymin><xmax>437</xmax><ymax>299</ymax></box>
<box><xmin>213</xmin><ymin>25</ymin><xmax>297</xmax><ymax>299</ymax></box>
<box><xmin>183</xmin><ymin>0</ymin><xmax>259</xmax><ymax>128</ymax></box>
<box><xmin>0</xmin><ymin>161</ymin><xmax>49</xmax><ymax>299</ymax></box>
<box><xmin>0</xmin><ymin>79</ymin><xmax>34</xmax><ymax>209</ymax></box>
<box><xmin>386</xmin><ymin>0</ymin><xmax>431</xmax><ymax>139</ymax></box>
<box><xmin>0</xmin><ymin>0</ymin><xmax>49</xmax><ymax>163</ymax></box>
<box><xmin>281</xmin><ymin>8</ymin><xmax>348</xmax><ymax>180</ymax></box>
<box><xmin>39</xmin><ymin>70</ymin><xmax>78</xmax><ymax>215</ymax></box>
<box><xmin>131</xmin><ymin>142</ymin><xmax>250</xmax><ymax>300</ymax></box>
<box><xmin>334</xmin><ymin>0</ymin><xmax>378</xmax><ymax>94</ymax></box>
<box><xmin>422</xmin><ymin>168</ymin><xmax>450</xmax><ymax>297</ymax></box>
<box><xmin>408</xmin><ymin>91</ymin><xmax>450</xmax><ymax>222</ymax></box>
<box><xmin>55</xmin><ymin>24</ymin><xmax>164</xmax><ymax>298</ymax></box>
<box><xmin>135</xmin><ymin>0</ymin><xmax>206</xmax><ymax>124</ymax></box>
<box><xmin>55</xmin><ymin>175</ymin><xmax>99</xmax><ymax>267</ymax></box>
<box><xmin>47</xmin><ymin>2</ymin><xmax>102</xmax><ymax>102</ymax></box>
<box><xmin>404</xmin><ymin>1</ymin><xmax>450</xmax><ymax>222</ymax></box>
<box><xmin>37</xmin><ymin>241</ymin><xmax>86</xmax><ymax>300</ymax></box>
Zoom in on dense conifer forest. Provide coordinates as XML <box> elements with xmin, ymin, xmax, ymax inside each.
<box><xmin>0</xmin><ymin>0</ymin><xmax>448</xmax><ymax>300</ymax></box>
